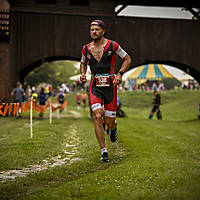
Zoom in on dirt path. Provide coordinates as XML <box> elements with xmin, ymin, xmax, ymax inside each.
<box><xmin>52</xmin><ymin>109</ymin><xmax>82</xmax><ymax>119</ymax></box>
<box><xmin>0</xmin><ymin>110</ymin><xmax>82</xmax><ymax>182</ymax></box>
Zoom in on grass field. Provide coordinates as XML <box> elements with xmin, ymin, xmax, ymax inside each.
<box><xmin>0</xmin><ymin>90</ymin><xmax>200</xmax><ymax>200</ymax></box>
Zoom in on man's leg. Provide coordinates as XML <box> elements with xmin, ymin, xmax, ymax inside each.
<box><xmin>105</xmin><ymin>116</ymin><xmax>118</xmax><ymax>142</ymax></box>
<box><xmin>105</xmin><ymin>116</ymin><xmax>116</xmax><ymax>130</ymax></box>
<box><xmin>156</xmin><ymin>107</ymin><xmax>162</xmax><ymax>120</ymax></box>
<box><xmin>93</xmin><ymin>108</ymin><xmax>105</xmax><ymax>149</ymax></box>
<box><xmin>93</xmin><ymin>108</ymin><xmax>109</xmax><ymax>162</ymax></box>
<box><xmin>104</xmin><ymin>90</ymin><xmax>118</xmax><ymax>142</ymax></box>
<box><xmin>148</xmin><ymin>111</ymin><xmax>153</xmax><ymax>119</ymax></box>
<box><xmin>149</xmin><ymin>105</ymin><xmax>156</xmax><ymax>119</ymax></box>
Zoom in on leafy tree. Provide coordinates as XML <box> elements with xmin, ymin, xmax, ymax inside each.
<box><xmin>24</xmin><ymin>60</ymin><xmax>78</xmax><ymax>89</ymax></box>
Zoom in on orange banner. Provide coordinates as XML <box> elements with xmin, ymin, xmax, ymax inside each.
<box><xmin>0</xmin><ymin>105</ymin><xmax>4</xmax><ymax>116</ymax></box>
<box><xmin>0</xmin><ymin>101</ymin><xmax>68</xmax><ymax>117</ymax></box>
<box><xmin>8</xmin><ymin>103</ymin><xmax>13</xmax><ymax>116</ymax></box>
<box><xmin>3</xmin><ymin>104</ymin><xmax>8</xmax><ymax>117</ymax></box>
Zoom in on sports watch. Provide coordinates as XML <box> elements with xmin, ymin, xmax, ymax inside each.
<box><xmin>117</xmin><ymin>71</ymin><xmax>124</xmax><ymax>76</ymax></box>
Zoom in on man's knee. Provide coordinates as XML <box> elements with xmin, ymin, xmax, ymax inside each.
<box><xmin>105</xmin><ymin>117</ymin><xmax>115</xmax><ymax>129</ymax></box>
<box><xmin>94</xmin><ymin>111</ymin><xmax>104</xmax><ymax>124</ymax></box>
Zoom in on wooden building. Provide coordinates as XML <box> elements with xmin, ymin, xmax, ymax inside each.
<box><xmin>0</xmin><ymin>0</ymin><xmax>200</xmax><ymax>100</ymax></box>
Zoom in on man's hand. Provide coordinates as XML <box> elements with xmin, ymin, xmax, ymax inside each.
<box><xmin>113</xmin><ymin>54</ymin><xmax>131</xmax><ymax>86</ymax></box>
<box><xmin>113</xmin><ymin>73</ymin><xmax>122</xmax><ymax>86</ymax></box>
<box><xmin>80</xmin><ymin>74</ymin><xmax>87</xmax><ymax>82</ymax></box>
<box><xmin>80</xmin><ymin>62</ymin><xmax>87</xmax><ymax>83</ymax></box>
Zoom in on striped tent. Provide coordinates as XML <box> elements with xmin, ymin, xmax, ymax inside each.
<box><xmin>123</xmin><ymin>64</ymin><xmax>174</xmax><ymax>85</ymax></box>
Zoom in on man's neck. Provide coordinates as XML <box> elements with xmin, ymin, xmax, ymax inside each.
<box><xmin>92</xmin><ymin>37</ymin><xmax>106</xmax><ymax>47</ymax></box>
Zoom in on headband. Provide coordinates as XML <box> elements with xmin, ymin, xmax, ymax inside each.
<box><xmin>90</xmin><ymin>20</ymin><xmax>106</xmax><ymax>30</ymax></box>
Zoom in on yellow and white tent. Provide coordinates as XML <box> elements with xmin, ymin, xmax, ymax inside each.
<box><xmin>123</xmin><ymin>64</ymin><xmax>174</xmax><ymax>85</ymax></box>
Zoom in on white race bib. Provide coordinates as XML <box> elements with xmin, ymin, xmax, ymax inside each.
<box><xmin>95</xmin><ymin>75</ymin><xmax>110</xmax><ymax>87</ymax></box>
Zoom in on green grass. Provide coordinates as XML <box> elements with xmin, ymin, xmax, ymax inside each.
<box><xmin>0</xmin><ymin>90</ymin><xmax>200</xmax><ymax>200</ymax></box>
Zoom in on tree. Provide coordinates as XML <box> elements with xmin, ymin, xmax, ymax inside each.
<box><xmin>24</xmin><ymin>60</ymin><xmax>78</xmax><ymax>88</ymax></box>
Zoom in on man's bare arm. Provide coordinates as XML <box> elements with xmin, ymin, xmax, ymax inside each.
<box><xmin>80</xmin><ymin>62</ymin><xmax>87</xmax><ymax>82</ymax></box>
<box><xmin>119</xmin><ymin>54</ymin><xmax>132</xmax><ymax>74</ymax></box>
<box><xmin>113</xmin><ymin>54</ymin><xmax>132</xmax><ymax>85</ymax></box>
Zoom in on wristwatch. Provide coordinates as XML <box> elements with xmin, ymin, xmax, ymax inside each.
<box><xmin>117</xmin><ymin>71</ymin><xmax>124</xmax><ymax>76</ymax></box>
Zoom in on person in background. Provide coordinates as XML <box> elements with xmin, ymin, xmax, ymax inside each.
<box><xmin>45</xmin><ymin>85</ymin><xmax>50</xmax><ymax>97</ymax></box>
<box><xmin>31</xmin><ymin>87</ymin><xmax>39</xmax><ymax>103</ymax></box>
<box><xmin>48</xmin><ymin>84</ymin><xmax>52</xmax><ymax>97</ymax></box>
<box><xmin>76</xmin><ymin>92</ymin><xmax>81</xmax><ymax>110</ymax></box>
<box><xmin>11</xmin><ymin>82</ymin><xmax>25</xmax><ymax>118</ymax></box>
<box><xmin>38</xmin><ymin>87</ymin><xmax>47</xmax><ymax>117</ymax></box>
<box><xmin>26</xmin><ymin>85</ymin><xmax>32</xmax><ymax>101</ymax></box>
<box><xmin>57</xmin><ymin>88</ymin><xmax>66</xmax><ymax>112</ymax></box>
<box><xmin>149</xmin><ymin>90</ymin><xmax>162</xmax><ymax>120</ymax></box>
<box><xmin>81</xmin><ymin>90</ymin><xmax>87</xmax><ymax>110</ymax></box>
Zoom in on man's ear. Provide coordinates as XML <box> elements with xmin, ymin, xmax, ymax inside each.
<box><xmin>103</xmin><ymin>29</ymin><xmax>107</xmax><ymax>36</ymax></box>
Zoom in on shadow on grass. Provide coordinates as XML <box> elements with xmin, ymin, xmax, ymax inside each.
<box><xmin>182</xmin><ymin>118</ymin><xmax>200</xmax><ymax>123</ymax></box>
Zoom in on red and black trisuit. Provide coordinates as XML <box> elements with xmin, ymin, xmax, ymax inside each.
<box><xmin>81</xmin><ymin>39</ymin><xmax>127</xmax><ymax>118</ymax></box>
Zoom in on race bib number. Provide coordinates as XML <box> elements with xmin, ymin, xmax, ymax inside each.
<box><xmin>95</xmin><ymin>75</ymin><xmax>110</xmax><ymax>87</ymax></box>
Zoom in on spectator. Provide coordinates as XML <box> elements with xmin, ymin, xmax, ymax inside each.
<box><xmin>57</xmin><ymin>88</ymin><xmax>66</xmax><ymax>112</ymax></box>
<box><xmin>76</xmin><ymin>92</ymin><xmax>81</xmax><ymax>110</ymax></box>
<box><xmin>81</xmin><ymin>90</ymin><xmax>87</xmax><ymax>110</ymax></box>
<box><xmin>38</xmin><ymin>87</ymin><xmax>47</xmax><ymax>117</ymax></box>
<box><xmin>149</xmin><ymin>90</ymin><xmax>162</xmax><ymax>120</ymax></box>
<box><xmin>31</xmin><ymin>88</ymin><xmax>38</xmax><ymax>103</ymax></box>
<box><xmin>11</xmin><ymin>82</ymin><xmax>25</xmax><ymax>118</ymax></box>
<box><xmin>26</xmin><ymin>85</ymin><xmax>32</xmax><ymax>100</ymax></box>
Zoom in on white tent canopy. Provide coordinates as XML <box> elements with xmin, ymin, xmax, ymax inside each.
<box><xmin>69</xmin><ymin>74</ymin><xmax>81</xmax><ymax>81</ymax></box>
<box><xmin>70</xmin><ymin>71</ymin><xmax>91</xmax><ymax>81</ymax></box>
<box><xmin>163</xmin><ymin>65</ymin><xmax>194</xmax><ymax>81</ymax></box>
<box><xmin>123</xmin><ymin>64</ymin><xmax>194</xmax><ymax>82</ymax></box>
<box><xmin>122</xmin><ymin>68</ymin><xmax>137</xmax><ymax>81</ymax></box>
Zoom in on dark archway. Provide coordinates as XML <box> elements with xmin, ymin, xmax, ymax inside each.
<box><xmin>19</xmin><ymin>56</ymin><xmax>80</xmax><ymax>83</ymax></box>
<box><xmin>1</xmin><ymin>0</ymin><xmax>200</xmax><ymax>99</ymax></box>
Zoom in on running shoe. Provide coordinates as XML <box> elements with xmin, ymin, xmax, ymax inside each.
<box><xmin>110</xmin><ymin>128</ymin><xmax>118</xmax><ymax>142</ymax></box>
<box><xmin>103</xmin><ymin>122</ymin><xmax>106</xmax><ymax>131</ymax></box>
<box><xmin>106</xmin><ymin>128</ymin><xmax>110</xmax><ymax>135</ymax></box>
<box><xmin>101</xmin><ymin>152</ymin><xmax>109</xmax><ymax>162</ymax></box>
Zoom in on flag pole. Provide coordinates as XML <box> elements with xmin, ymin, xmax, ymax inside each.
<box><xmin>30</xmin><ymin>100</ymin><xmax>33</xmax><ymax>138</ymax></box>
<box><xmin>49</xmin><ymin>103</ymin><xmax>52</xmax><ymax>124</ymax></box>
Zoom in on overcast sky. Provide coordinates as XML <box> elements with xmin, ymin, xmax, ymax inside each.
<box><xmin>115</xmin><ymin>5</ymin><xmax>195</xmax><ymax>20</ymax></box>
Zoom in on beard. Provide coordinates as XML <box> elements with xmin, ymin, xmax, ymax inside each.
<box><xmin>91</xmin><ymin>34</ymin><xmax>103</xmax><ymax>41</ymax></box>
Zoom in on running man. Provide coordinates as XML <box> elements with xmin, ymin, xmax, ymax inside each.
<box><xmin>80</xmin><ymin>19</ymin><xmax>131</xmax><ymax>162</ymax></box>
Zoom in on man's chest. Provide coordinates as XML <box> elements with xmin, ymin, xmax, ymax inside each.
<box><xmin>90</xmin><ymin>46</ymin><xmax>104</xmax><ymax>62</ymax></box>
